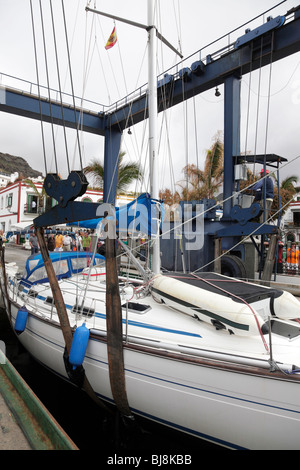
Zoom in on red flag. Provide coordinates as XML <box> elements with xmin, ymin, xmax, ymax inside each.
<box><xmin>105</xmin><ymin>27</ymin><xmax>117</xmax><ymax>50</ymax></box>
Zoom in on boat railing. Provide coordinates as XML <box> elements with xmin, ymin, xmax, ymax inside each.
<box><xmin>105</xmin><ymin>1</ymin><xmax>297</xmax><ymax>114</ymax></box>
<box><xmin>0</xmin><ymin>72</ymin><xmax>107</xmax><ymax>115</ymax></box>
<box><xmin>10</xmin><ymin>270</ymin><xmax>106</xmax><ymax>327</ymax></box>
<box><xmin>8</xmin><ymin>264</ymin><xmax>300</xmax><ymax>374</ymax></box>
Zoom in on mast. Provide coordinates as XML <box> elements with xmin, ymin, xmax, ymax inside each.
<box><xmin>148</xmin><ymin>0</ymin><xmax>160</xmax><ymax>274</ymax></box>
<box><xmin>85</xmin><ymin>1</ymin><xmax>182</xmax><ymax>274</ymax></box>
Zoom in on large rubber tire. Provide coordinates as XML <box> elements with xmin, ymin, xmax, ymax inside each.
<box><xmin>221</xmin><ymin>254</ymin><xmax>247</xmax><ymax>279</ymax></box>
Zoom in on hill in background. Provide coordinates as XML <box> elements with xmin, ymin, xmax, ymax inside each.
<box><xmin>0</xmin><ymin>153</ymin><xmax>42</xmax><ymax>179</ymax></box>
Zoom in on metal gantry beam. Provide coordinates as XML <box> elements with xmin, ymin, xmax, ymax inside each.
<box><xmin>0</xmin><ymin>87</ymin><xmax>106</xmax><ymax>135</ymax></box>
<box><xmin>0</xmin><ymin>8</ymin><xmax>299</xmax><ymax>135</ymax></box>
<box><xmin>1</xmin><ymin>6</ymin><xmax>300</xmax><ymax>211</ymax></box>
<box><xmin>108</xmin><ymin>9</ymin><xmax>300</xmax><ymax>131</ymax></box>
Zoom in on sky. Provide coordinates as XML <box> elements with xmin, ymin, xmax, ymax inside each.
<box><xmin>0</xmin><ymin>0</ymin><xmax>299</xmax><ymax>195</ymax></box>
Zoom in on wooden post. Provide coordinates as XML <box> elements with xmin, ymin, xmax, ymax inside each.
<box><xmin>261</xmin><ymin>234</ymin><xmax>278</xmax><ymax>284</ymax></box>
<box><xmin>214</xmin><ymin>237</ymin><xmax>222</xmax><ymax>273</ymax></box>
<box><xmin>105</xmin><ymin>218</ymin><xmax>133</xmax><ymax>419</ymax></box>
<box><xmin>0</xmin><ymin>243</ymin><xmax>11</xmax><ymax>320</ymax></box>
<box><xmin>36</xmin><ymin>227</ymin><xmax>73</xmax><ymax>353</ymax></box>
<box><xmin>36</xmin><ymin>227</ymin><xmax>110</xmax><ymax>412</ymax></box>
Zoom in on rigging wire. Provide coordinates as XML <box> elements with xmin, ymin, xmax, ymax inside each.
<box><xmin>192</xmin><ymin>95</ymin><xmax>200</xmax><ymax>184</ymax></box>
<box><xmin>252</xmin><ymin>37</ymin><xmax>264</xmax><ymax>178</ymax></box>
<box><xmin>95</xmin><ymin>32</ymin><xmax>112</xmax><ymax>104</ymax></box>
<box><xmin>39</xmin><ymin>0</ymin><xmax>58</xmax><ymax>174</ymax></box>
<box><xmin>74</xmin><ymin>8</ymin><xmax>97</xmax><ymax>170</ymax></box>
<box><xmin>61</xmin><ymin>0</ymin><xmax>83</xmax><ymax>170</ymax></box>
<box><xmin>172</xmin><ymin>0</ymin><xmax>183</xmax><ymax>56</ymax></box>
<box><xmin>242</xmin><ymin>57</ymin><xmax>300</xmax><ymax>99</ymax></box>
<box><xmin>49</xmin><ymin>0</ymin><xmax>70</xmax><ymax>174</ymax></box>
<box><xmin>263</xmin><ymin>31</ymin><xmax>275</xmax><ymax>160</ymax></box>
<box><xmin>193</xmin><ymin>192</ymin><xmax>296</xmax><ymax>277</ymax></box>
<box><xmin>116</xmin><ymin>22</ymin><xmax>130</xmax><ymax>97</ymax></box>
<box><xmin>243</xmin><ymin>42</ymin><xmax>253</xmax><ymax>165</ymax></box>
<box><xmin>38</xmin><ymin>0</ymin><xmax>58</xmax><ymax>174</ymax></box>
<box><xmin>137</xmin><ymin>151</ymin><xmax>300</xmax><ymax>279</ymax></box>
<box><xmin>95</xmin><ymin>15</ymin><xmax>123</xmax><ymax>100</ymax></box>
<box><xmin>29</xmin><ymin>0</ymin><xmax>47</xmax><ymax>175</ymax></box>
<box><xmin>156</xmin><ymin>0</ymin><xmax>182</xmax><ymax>196</ymax></box>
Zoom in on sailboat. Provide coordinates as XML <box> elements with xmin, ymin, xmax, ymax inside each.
<box><xmin>1</xmin><ymin>1</ymin><xmax>300</xmax><ymax>450</ymax></box>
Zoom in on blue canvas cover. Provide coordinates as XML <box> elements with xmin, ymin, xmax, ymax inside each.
<box><xmin>69</xmin><ymin>193</ymin><xmax>163</xmax><ymax>235</ymax></box>
<box><xmin>20</xmin><ymin>251</ymin><xmax>105</xmax><ymax>287</ymax></box>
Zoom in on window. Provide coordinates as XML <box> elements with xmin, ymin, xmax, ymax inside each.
<box><xmin>45</xmin><ymin>296</ymin><xmax>55</xmax><ymax>305</ymax></box>
<box><xmin>121</xmin><ymin>302</ymin><xmax>151</xmax><ymax>314</ymax></box>
<box><xmin>72</xmin><ymin>305</ymin><xmax>95</xmax><ymax>317</ymax></box>
<box><xmin>27</xmin><ymin>195</ymin><xmax>38</xmax><ymax>213</ymax></box>
<box><xmin>28</xmin><ymin>289</ymin><xmax>38</xmax><ymax>298</ymax></box>
<box><xmin>270</xmin><ymin>319</ymin><xmax>300</xmax><ymax>339</ymax></box>
<box><xmin>287</xmin><ymin>232</ymin><xmax>296</xmax><ymax>243</ymax></box>
<box><xmin>7</xmin><ymin>193</ymin><xmax>13</xmax><ymax>207</ymax></box>
<box><xmin>293</xmin><ymin>212</ymin><xmax>300</xmax><ymax>227</ymax></box>
<box><xmin>27</xmin><ymin>259</ymin><xmax>69</xmax><ymax>284</ymax></box>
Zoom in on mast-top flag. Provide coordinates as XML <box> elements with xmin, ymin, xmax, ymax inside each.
<box><xmin>105</xmin><ymin>26</ymin><xmax>117</xmax><ymax>50</ymax></box>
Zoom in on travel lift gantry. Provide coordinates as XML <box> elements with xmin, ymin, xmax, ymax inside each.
<box><xmin>1</xmin><ymin>4</ymin><xmax>300</xmax><ymax>281</ymax></box>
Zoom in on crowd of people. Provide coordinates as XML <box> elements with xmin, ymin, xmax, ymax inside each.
<box><xmin>29</xmin><ymin>230</ymin><xmax>94</xmax><ymax>256</ymax></box>
<box><xmin>21</xmin><ymin>227</ymin><xmax>300</xmax><ymax>277</ymax></box>
<box><xmin>284</xmin><ymin>243</ymin><xmax>300</xmax><ymax>274</ymax></box>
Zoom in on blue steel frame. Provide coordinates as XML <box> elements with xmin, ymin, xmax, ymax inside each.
<box><xmin>0</xmin><ymin>7</ymin><xmax>299</xmax><ymax>244</ymax></box>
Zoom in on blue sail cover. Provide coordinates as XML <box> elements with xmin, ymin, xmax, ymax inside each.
<box><xmin>70</xmin><ymin>193</ymin><xmax>163</xmax><ymax>236</ymax></box>
<box><xmin>20</xmin><ymin>251</ymin><xmax>105</xmax><ymax>287</ymax></box>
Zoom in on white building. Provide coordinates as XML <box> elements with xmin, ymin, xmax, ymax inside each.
<box><xmin>281</xmin><ymin>196</ymin><xmax>300</xmax><ymax>244</ymax></box>
<box><xmin>0</xmin><ymin>176</ymin><xmax>45</xmax><ymax>234</ymax></box>
<box><xmin>0</xmin><ymin>171</ymin><xmax>19</xmax><ymax>188</ymax></box>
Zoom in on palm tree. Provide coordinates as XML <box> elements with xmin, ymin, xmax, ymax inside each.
<box><xmin>272</xmin><ymin>175</ymin><xmax>300</xmax><ymax>217</ymax></box>
<box><xmin>240</xmin><ymin>171</ymin><xmax>299</xmax><ymax>218</ymax></box>
<box><xmin>84</xmin><ymin>151</ymin><xmax>143</xmax><ymax>196</ymax></box>
<box><xmin>202</xmin><ymin>133</ymin><xmax>224</xmax><ymax>198</ymax></box>
<box><xmin>280</xmin><ymin>175</ymin><xmax>300</xmax><ymax>192</ymax></box>
<box><xmin>24</xmin><ymin>178</ymin><xmax>48</xmax><ymax>213</ymax></box>
<box><xmin>176</xmin><ymin>132</ymin><xmax>224</xmax><ymax>200</ymax></box>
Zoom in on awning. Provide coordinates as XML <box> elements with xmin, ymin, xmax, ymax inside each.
<box><xmin>67</xmin><ymin>193</ymin><xmax>163</xmax><ymax>236</ymax></box>
<box><xmin>10</xmin><ymin>221</ymin><xmax>33</xmax><ymax>231</ymax></box>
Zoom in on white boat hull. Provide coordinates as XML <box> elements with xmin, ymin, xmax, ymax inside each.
<box><xmin>7</xmin><ymin>298</ymin><xmax>300</xmax><ymax>450</ymax></box>
<box><xmin>2</xmin><ymin>250</ymin><xmax>300</xmax><ymax>450</ymax></box>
